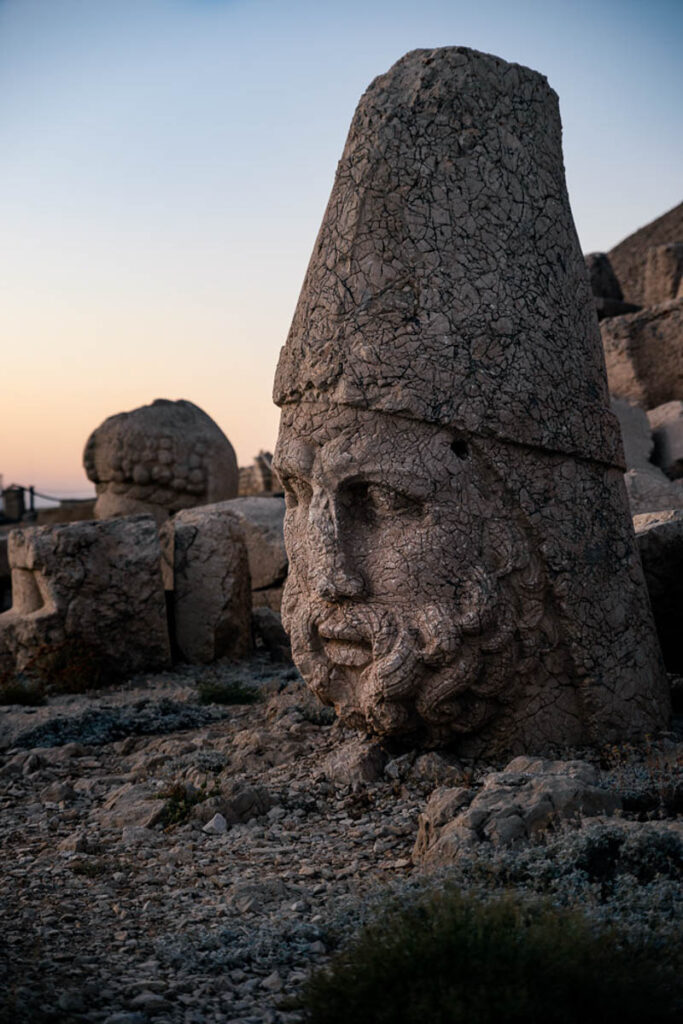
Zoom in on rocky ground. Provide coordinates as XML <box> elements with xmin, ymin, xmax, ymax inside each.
<box><xmin>1</xmin><ymin>656</ymin><xmax>682</xmax><ymax>1024</ymax></box>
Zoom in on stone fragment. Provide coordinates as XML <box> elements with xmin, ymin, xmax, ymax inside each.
<box><xmin>601</xmin><ymin>299</ymin><xmax>683</xmax><ymax>408</ymax></box>
<box><xmin>97</xmin><ymin>783</ymin><xmax>166</xmax><ymax>829</ymax></box>
<box><xmin>160</xmin><ymin>504</ymin><xmax>251</xmax><ymax>664</ymax></box>
<box><xmin>238</xmin><ymin>450</ymin><xmax>279</xmax><ymax>496</ymax></box>
<box><xmin>321</xmin><ymin>737</ymin><xmax>387</xmax><ymax>786</ymax></box>
<box><xmin>648</xmin><ymin>401</ymin><xmax>683</xmax><ymax>479</ymax></box>
<box><xmin>643</xmin><ymin>243</ymin><xmax>683</xmax><ymax>306</ymax></box>
<box><xmin>0</xmin><ymin>516</ymin><xmax>170</xmax><ymax>683</ymax></box>
<box><xmin>202</xmin><ymin>812</ymin><xmax>227</xmax><ymax>835</ymax></box>
<box><xmin>608</xmin><ymin>201</ymin><xmax>683</xmax><ymax>306</ymax></box>
<box><xmin>273</xmin><ymin>46</ymin><xmax>669</xmax><ymax>755</ymax></box>
<box><xmin>84</xmin><ymin>399</ymin><xmax>238</xmax><ymax>525</ymax></box>
<box><xmin>634</xmin><ymin>509</ymin><xmax>683</xmax><ymax>672</ymax></box>
<box><xmin>414</xmin><ymin>758</ymin><xmax>621</xmax><ymax>865</ymax></box>
<box><xmin>611</xmin><ymin>397</ymin><xmax>683</xmax><ymax>513</ymax></box>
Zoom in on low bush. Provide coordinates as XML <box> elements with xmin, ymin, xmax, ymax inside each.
<box><xmin>295</xmin><ymin>887</ymin><xmax>682</xmax><ymax>1024</ymax></box>
<box><xmin>196</xmin><ymin>678</ymin><xmax>261</xmax><ymax>705</ymax></box>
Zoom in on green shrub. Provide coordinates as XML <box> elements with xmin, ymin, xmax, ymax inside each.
<box><xmin>295</xmin><ymin>888</ymin><xmax>682</xmax><ymax>1024</ymax></box>
<box><xmin>196</xmin><ymin>678</ymin><xmax>261</xmax><ymax>706</ymax></box>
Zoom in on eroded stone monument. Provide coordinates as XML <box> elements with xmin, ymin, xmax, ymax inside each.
<box><xmin>84</xmin><ymin>399</ymin><xmax>238</xmax><ymax>525</ymax></box>
<box><xmin>272</xmin><ymin>47</ymin><xmax>670</xmax><ymax>756</ymax></box>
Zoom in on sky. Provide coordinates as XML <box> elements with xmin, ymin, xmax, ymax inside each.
<box><xmin>0</xmin><ymin>0</ymin><xmax>681</xmax><ymax>498</ymax></box>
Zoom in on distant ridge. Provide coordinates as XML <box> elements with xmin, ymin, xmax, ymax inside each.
<box><xmin>609</xmin><ymin>201</ymin><xmax>683</xmax><ymax>305</ymax></box>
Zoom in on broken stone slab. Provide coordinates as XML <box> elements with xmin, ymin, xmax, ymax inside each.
<box><xmin>413</xmin><ymin>757</ymin><xmax>621</xmax><ymax>865</ymax></box>
<box><xmin>84</xmin><ymin>398</ymin><xmax>238</xmax><ymax>526</ymax></box>
<box><xmin>160</xmin><ymin>504</ymin><xmax>252</xmax><ymax>664</ymax></box>
<box><xmin>0</xmin><ymin>515</ymin><xmax>170</xmax><ymax>684</ymax></box>
<box><xmin>643</xmin><ymin>243</ymin><xmax>683</xmax><ymax>307</ymax></box>
<box><xmin>191</xmin><ymin>781</ymin><xmax>272</xmax><ymax>825</ymax></box>
<box><xmin>648</xmin><ymin>400</ymin><xmax>683</xmax><ymax>480</ymax></box>
<box><xmin>602</xmin><ymin>298</ymin><xmax>683</xmax><ymax>408</ymax></box>
<box><xmin>96</xmin><ymin>782</ymin><xmax>167</xmax><ymax>829</ymax></box>
<box><xmin>634</xmin><ymin>509</ymin><xmax>683</xmax><ymax>673</ymax></box>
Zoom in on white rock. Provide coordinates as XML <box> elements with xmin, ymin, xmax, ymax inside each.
<box><xmin>202</xmin><ymin>812</ymin><xmax>227</xmax><ymax>835</ymax></box>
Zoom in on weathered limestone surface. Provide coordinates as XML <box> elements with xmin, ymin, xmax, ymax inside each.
<box><xmin>648</xmin><ymin>401</ymin><xmax>683</xmax><ymax>480</ymax></box>
<box><xmin>0</xmin><ymin>516</ymin><xmax>170</xmax><ymax>680</ymax></box>
<box><xmin>602</xmin><ymin>299</ymin><xmax>683</xmax><ymax>408</ymax></box>
<box><xmin>608</xmin><ymin>201</ymin><xmax>683</xmax><ymax>306</ymax></box>
<box><xmin>160</xmin><ymin>505</ymin><xmax>252</xmax><ymax>664</ymax></box>
<box><xmin>413</xmin><ymin>757</ymin><xmax>621</xmax><ymax>864</ymax></box>
<box><xmin>643</xmin><ymin>243</ymin><xmax>683</xmax><ymax>306</ymax></box>
<box><xmin>223</xmin><ymin>497</ymin><xmax>287</xmax><ymax>611</ymax></box>
<box><xmin>273</xmin><ymin>47</ymin><xmax>669</xmax><ymax>755</ymax></box>
<box><xmin>84</xmin><ymin>399</ymin><xmax>238</xmax><ymax>526</ymax></box>
<box><xmin>634</xmin><ymin>509</ymin><xmax>683</xmax><ymax>673</ymax></box>
<box><xmin>584</xmin><ymin>252</ymin><xmax>639</xmax><ymax>320</ymax></box>
<box><xmin>611</xmin><ymin>397</ymin><xmax>683</xmax><ymax>513</ymax></box>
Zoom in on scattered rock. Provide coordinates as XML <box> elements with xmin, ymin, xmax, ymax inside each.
<box><xmin>202</xmin><ymin>812</ymin><xmax>228</xmax><ymax>835</ymax></box>
<box><xmin>414</xmin><ymin>757</ymin><xmax>621</xmax><ymax>865</ymax></box>
<box><xmin>322</xmin><ymin>737</ymin><xmax>388</xmax><ymax>787</ymax></box>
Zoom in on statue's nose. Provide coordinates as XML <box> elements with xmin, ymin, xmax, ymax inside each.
<box><xmin>309</xmin><ymin>490</ymin><xmax>365</xmax><ymax>601</ymax></box>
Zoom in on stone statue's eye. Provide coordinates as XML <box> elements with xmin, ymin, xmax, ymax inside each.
<box><xmin>283</xmin><ymin>476</ymin><xmax>312</xmax><ymax>509</ymax></box>
<box><xmin>345</xmin><ymin>481</ymin><xmax>422</xmax><ymax>520</ymax></box>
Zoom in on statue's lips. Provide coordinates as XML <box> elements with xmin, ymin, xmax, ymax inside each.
<box><xmin>317</xmin><ymin>624</ymin><xmax>372</xmax><ymax>668</ymax></box>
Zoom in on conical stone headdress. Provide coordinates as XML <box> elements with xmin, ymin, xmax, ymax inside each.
<box><xmin>274</xmin><ymin>46</ymin><xmax>623</xmax><ymax>468</ymax></box>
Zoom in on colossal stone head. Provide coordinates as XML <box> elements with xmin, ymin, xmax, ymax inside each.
<box><xmin>84</xmin><ymin>399</ymin><xmax>238</xmax><ymax>526</ymax></box>
<box><xmin>273</xmin><ymin>47</ymin><xmax>670</xmax><ymax>756</ymax></box>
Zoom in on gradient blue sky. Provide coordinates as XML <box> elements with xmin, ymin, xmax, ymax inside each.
<box><xmin>1</xmin><ymin>0</ymin><xmax>681</xmax><ymax>495</ymax></box>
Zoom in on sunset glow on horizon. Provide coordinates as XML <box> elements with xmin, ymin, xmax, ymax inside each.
<box><xmin>1</xmin><ymin>0</ymin><xmax>681</xmax><ymax>498</ymax></box>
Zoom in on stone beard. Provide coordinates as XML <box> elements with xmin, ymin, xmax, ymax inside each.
<box><xmin>274</xmin><ymin>402</ymin><xmax>574</xmax><ymax>751</ymax></box>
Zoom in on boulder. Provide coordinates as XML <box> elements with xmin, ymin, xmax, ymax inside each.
<box><xmin>160</xmin><ymin>505</ymin><xmax>252</xmax><ymax>664</ymax></box>
<box><xmin>608</xmin><ymin>201</ymin><xmax>683</xmax><ymax>306</ymax></box>
<box><xmin>414</xmin><ymin>757</ymin><xmax>620</xmax><ymax>865</ymax></box>
<box><xmin>609</xmin><ymin>400</ymin><xmax>683</xmax><ymax>512</ymax></box>
<box><xmin>643</xmin><ymin>243</ymin><xmax>683</xmax><ymax>306</ymax></box>
<box><xmin>648</xmin><ymin>400</ymin><xmax>683</xmax><ymax>479</ymax></box>
<box><xmin>0</xmin><ymin>515</ymin><xmax>170</xmax><ymax>682</ymax></box>
<box><xmin>321</xmin><ymin>737</ymin><xmax>387</xmax><ymax>787</ymax></box>
<box><xmin>222</xmin><ymin>497</ymin><xmax>287</xmax><ymax>611</ymax></box>
<box><xmin>634</xmin><ymin>509</ymin><xmax>683</xmax><ymax>672</ymax></box>
<box><xmin>84</xmin><ymin>398</ymin><xmax>238</xmax><ymax>526</ymax></box>
<box><xmin>602</xmin><ymin>299</ymin><xmax>683</xmax><ymax>408</ymax></box>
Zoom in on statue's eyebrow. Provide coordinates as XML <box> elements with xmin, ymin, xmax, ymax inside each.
<box><xmin>273</xmin><ymin>442</ymin><xmax>315</xmax><ymax>479</ymax></box>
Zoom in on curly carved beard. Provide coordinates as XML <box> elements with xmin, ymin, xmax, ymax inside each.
<box><xmin>281</xmin><ymin>551</ymin><xmax>547</xmax><ymax>743</ymax></box>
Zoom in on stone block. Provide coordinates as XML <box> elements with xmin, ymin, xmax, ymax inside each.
<box><xmin>601</xmin><ymin>299</ymin><xmax>683</xmax><ymax>408</ymax></box>
<box><xmin>634</xmin><ymin>509</ymin><xmax>683</xmax><ymax>672</ymax></box>
<box><xmin>648</xmin><ymin>400</ymin><xmax>683</xmax><ymax>479</ymax></box>
<box><xmin>0</xmin><ymin>515</ymin><xmax>170</xmax><ymax>682</ymax></box>
<box><xmin>161</xmin><ymin>504</ymin><xmax>251</xmax><ymax>664</ymax></box>
<box><xmin>643</xmin><ymin>243</ymin><xmax>683</xmax><ymax>306</ymax></box>
<box><xmin>222</xmin><ymin>497</ymin><xmax>287</xmax><ymax>610</ymax></box>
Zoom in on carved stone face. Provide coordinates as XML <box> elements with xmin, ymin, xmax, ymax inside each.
<box><xmin>274</xmin><ymin>401</ymin><xmax>551</xmax><ymax>746</ymax></box>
